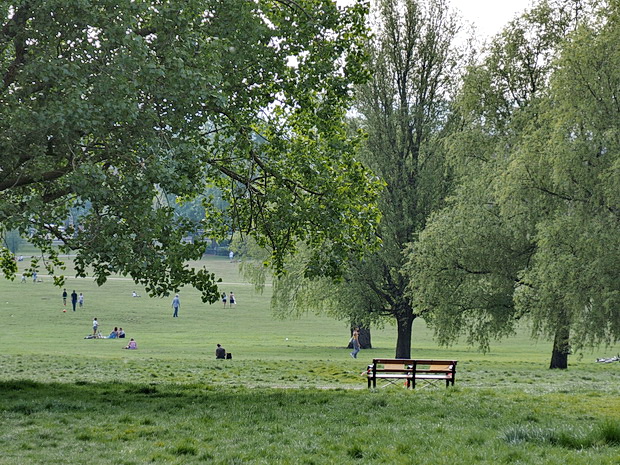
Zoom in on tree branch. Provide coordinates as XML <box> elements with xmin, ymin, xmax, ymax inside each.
<box><xmin>0</xmin><ymin>166</ymin><xmax>72</xmax><ymax>192</ymax></box>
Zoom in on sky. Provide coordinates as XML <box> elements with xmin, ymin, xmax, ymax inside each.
<box><xmin>336</xmin><ymin>0</ymin><xmax>537</xmax><ymax>40</ymax></box>
<box><xmin>450</xmin><ymin>0</ymin><xmax>534</xmax><ymax>38</ymax></box>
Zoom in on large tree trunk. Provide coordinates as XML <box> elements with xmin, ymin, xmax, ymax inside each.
<box><xmin>347</xmin><ymin>326</ymin><xmax>372</xmax><ymax>349</ymax></box>
<box><xmin>549</xmin><ymin>324</ymin><xmax>570</xmax><ymax>369</ymax></box>
<box><xmin>358</xmin><ymin>327</ymin><xmax>372</xmax><ymax>349</ymax></box>
<box><xmin>395</xmin><ymin>314</ymin><xmax>415</xmax><ymax>358</ymax></box>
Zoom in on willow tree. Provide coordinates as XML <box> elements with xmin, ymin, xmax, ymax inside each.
<box><xmin>0</xmin><ymin>0</ymin><xmax>380</xmax><ymax>301</ymax></box>
<box><xmin>406</xmin><ymin>0</ymin><xmax>601</xmax><ymax>368</ymax></box>
<box><xmin>507</xmin><ymin>1</ymin><xmax>620</xmax><ymax>366</ymax></box>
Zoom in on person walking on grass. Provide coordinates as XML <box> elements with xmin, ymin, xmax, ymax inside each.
<box><xmin>71</xmin><ymin>290</ymin><xmax>78</xmax><ymax>311</ymax></box>
<box><xmin>350</xmin><ymin>327</ymin><xmax>360</xmax><ymax>359</ymax></box>
<box><xmin>229</xmin><ymin>292</ymin><xmax>236</xmax><ymax>307</ymax></box>
<box><xmin>172</xmin><ymin>294</ymin><xmax>180</xmax><ymax>317</ymax></box>
<box><xmin>62</xmin><ymin>289</ymin><xmax>67</xmax><ymax>306</ymax></box>
<box><xmin>78</xmin><ymin>292</ymin><xmax>84</xmax><ymax>308</ymax></box>
<box><xmin>222</xmin><ymin>292</ymin><xmax>227</xmax><ymax>308</ymax></box>
<box><xmin>93</xmin><ymin>317</ymin><xmax>99</xmax><ymax>335</ymax></box>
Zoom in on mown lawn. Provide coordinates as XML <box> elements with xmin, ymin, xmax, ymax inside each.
<box><xmin>0</xmin><ymin>255</ymin><xmax>619</xmax><ymax>464</ymax></box>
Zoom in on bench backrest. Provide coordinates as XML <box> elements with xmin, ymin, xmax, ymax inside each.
<box><xmin>371</xmin><ymin>359</ymin><xmax>456</xmax><ymax>372</ymax></box>
<box><xmin>383</xmin><ymin>362</ymin><xmax>410</xmax><ymax>372</ymax></box>
<box><xmin>412</xmin><ymin>360</ymin><xmax>457</xmax><ymax>377</ymax></box>
<box><xmin>371</xmin><ymin>359</ymin><xmax>415</xmax><ymax>373</ymax></box>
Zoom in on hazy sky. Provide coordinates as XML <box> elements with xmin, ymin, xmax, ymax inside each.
<box><xmin>336</xmin><ymin>0</ymin><xmax>536</xmax><ymax>41</ymax></box>
<box><xmin>450</xmin><ymin>0</ymin><xmax>534</xmax><ymax>38</ymax></box>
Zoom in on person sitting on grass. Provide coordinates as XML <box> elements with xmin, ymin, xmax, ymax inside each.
<box><xmin>118</xmin><ymin>328</ymin><xmax>125</xmax><ymax>338</ymax></box>
<box><xmin>216</xmin><ymin>344</ymin><xmax>226</xmax><ymax>359</ymax></box>
<box><xmin>124</xmin><ymin>338</ymin><xmax>137</xmax><ymax>350</ymax></box>
<box><xmin>108</xmin><ymin>327</ymin><xmax>118</xmax><ymax>339</ymax></box>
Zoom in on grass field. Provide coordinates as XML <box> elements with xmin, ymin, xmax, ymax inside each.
<box><xmin>1</xmin><ymin>255</ymin><xmax>619</xmax><ymax>464</ymax></box>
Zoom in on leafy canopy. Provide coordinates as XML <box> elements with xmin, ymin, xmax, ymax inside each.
<box><xmin>407</xmin><ymin>0</ymin><xmax>620</xmax><ymax>359</ymax></box>
<box><xmin>0</xmin><ymin>0</ymin><xmax>381</xmax><ymax>301</ymax></box>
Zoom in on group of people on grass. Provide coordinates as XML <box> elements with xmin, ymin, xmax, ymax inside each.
<box><xmin>107</xmin><ymin>326</ymin><xmax>126</xmax><ymax>339</ymax></box>
<box><xmin>89</xmin><ymin>318</ymin><xmax>135</xmax><ymax>348</ymax></box>
<box><xmin>78</xmin><ymin>282</ymin><xmax>358</xmax><ymax>359</ymax></box>
<box><xmin>221</xmin><ymin>292</ymin><xmax>236</xmax><ymax>308</ymax></box>
<box><xmin>62</xmin><ymin>289</ymin><xmax>84</xmax><ymax>311</ymax></box>
<box><xmin>20</xmin><ymin>270</ymin><xmax>39</xmax><ymax>283</ymax></box>
<box><xmin>84</xmin><ymin>290</ymin><xmax>242</xmax><ymax>351</ymax></box>
<box><xmin>171</xmin><ymin>291</ymin><xmax>237</xmax><ymax>317</ymax></box>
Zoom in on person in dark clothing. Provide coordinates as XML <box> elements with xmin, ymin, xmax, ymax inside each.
<box><xmin>71</xmin><ymin>290</ymin><xmax>78</xmax><ymax>311</ymax></box>
<box><xmin>215</xmin><ymin>344</ymin><xmax>226</xmax><ymax>359</ymax></box>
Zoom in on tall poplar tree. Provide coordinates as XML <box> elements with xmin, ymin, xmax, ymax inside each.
<box><xmin>237</xmin><ymin>0</ymin><xmax>464</xmax><ymax>357</ymax></box>
<box><xmin>348</xmin><ymin>0</ymin><xmax>463</xmax><ymax>357</ymax></box>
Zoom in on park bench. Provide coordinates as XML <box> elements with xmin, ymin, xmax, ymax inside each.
<box><xmin>366</xmin><ymin>358</ymin><xmax>457</xmax><ymax>389</ymax></box>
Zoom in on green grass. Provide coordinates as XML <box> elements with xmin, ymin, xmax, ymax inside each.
<box><xmin>1</xmin><ymin>255</ymin><xmax>619</xmax><ymax>464</ymax></box>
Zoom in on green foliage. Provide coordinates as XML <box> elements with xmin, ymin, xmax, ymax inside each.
<box><xmin>509</xmin><ymin>3</ymin><xmax>620</xmax><ymax>351</ymax></box>
<box><xmin>0</xmin><ymin>0</ymin><xmax>380</xmax><ymax>302</ymax></box>
<box><xmin>343</xmin><ymin>0</ymin><xmax>466</xmax><ymax>357</ymax></box>
<box><xmin>406</xmin><ymin>0</ymin><xmax>619</xmax><ymax>363</ymax></box>
<box><xmin>0</xmin><ymin>245</ymin><xmax>16</xmax><ymax>280</ymax></box>
<box><xmin>1</xmin><ymin>229</ymin><xmax>21</xmax><ymax>254</ymax></box>
<box><xmin>243</xmin><ymin>0</ymin><xmax>468</xmax><ymax>357</ymax></box>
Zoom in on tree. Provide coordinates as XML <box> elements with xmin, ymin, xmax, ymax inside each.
<box><xmin>405</xmin><ymin>0</ymin><xmax>606</xmax><ymax>368</ymax></box>
<box><xmin>509</xmin><ymin>2</ymin><xmax>620</xmax><ymax>365</ymax></box>
<box><xmin>239</xmin><ymin>0</ymin><xmax>465</xmax><ymax>356</ymax></box>
<box><xmin>247</xmin><ymin>0</ymin><xmax>465</xmax><ymax>356</ymax></box>
<box><xmin>2</xmin><ymin>229</ymin><xmax>21</xmax><ymax>254</ymax></box>
<box><xmin>0</xmin><ymin>0</ymin><xmax>381</xmax><ymax>301</ymax></box>
<box><xmin>338</xmin><ymin>0</ymin><xmax>466</xmax><ymax>358</ymax></box>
